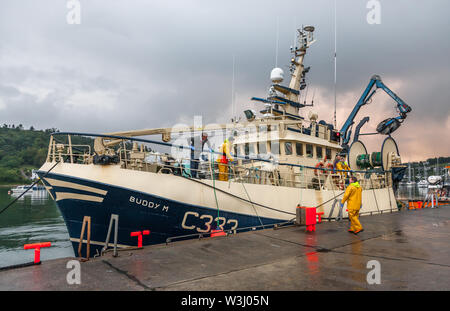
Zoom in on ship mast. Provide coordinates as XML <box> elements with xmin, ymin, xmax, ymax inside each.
<box><xmin>265</xmin><ymin>26</ymin><xmax>316</xmax><ymax>118</ymax></box>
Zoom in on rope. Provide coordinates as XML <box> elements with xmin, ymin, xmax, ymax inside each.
<box><xmin>182</xmin><ymin>176</ymin><xmax>295</xmax><ymax>216</ymax></box>
<box><xmin>369</xmin><ymin>175</ymin><xmax>380</xmax><ymax>212</ymax></box>
<box><xmin>315</xmin><ymin>191</ymin><xmax>345</xmax><ymax>209</ymax></box>
<box><xmin>0</xmin><ymin>161</ymin><xmax>59</xmax><ymax>216</ymax></box>
<box><xmin>240</xmin><ymin>179</ymin><xmax>265</xmax><ymax>228</ymax></box>
<box><xmin>209</xmin><ymin>150</ymin><xmax>220</xmax><ymax>229</ymax></box>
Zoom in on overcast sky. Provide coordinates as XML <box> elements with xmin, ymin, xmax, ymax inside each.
<box><xmin>0</xmin><ymin>0</ymin><xmax>449</xmax><ymax>161</ymax></box>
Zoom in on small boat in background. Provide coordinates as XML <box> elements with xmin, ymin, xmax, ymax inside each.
<box><xmin>10</xmin><ymin>185</ymin><xmax>46</xmax><ymax>195</ymax></box>
<box><xmin>417</xmin><ymin>180</ymin><xmax>428</xmax><ymax>188</ymax></box>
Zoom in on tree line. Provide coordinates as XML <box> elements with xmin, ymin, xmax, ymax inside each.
<box><xmin>0</xmin><ymin>126</ymin><xmax>92</xmax><ymax>184</ymax></box>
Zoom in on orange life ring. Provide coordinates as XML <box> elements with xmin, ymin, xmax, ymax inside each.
<box><xmin>314</xmin><ymin>162</ymin><xmax>325</xmax><ymax>176</ymax></box>
<box><xmin>326</xmin><ymin>163</ymin><xmax>334</xmax><ymax>173</ymax></box>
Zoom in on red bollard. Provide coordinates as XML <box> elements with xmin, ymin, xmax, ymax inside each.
<box><xmin>305</xmin><ymin>207</ymin><xmax>317</xmax><ymax>232</ymax></box>
<box><xmin>130</xmin><ymin>230</ymin><xmax>150</xmax><ymax>248</ymax></box>
<box><xmin>23</xmin><ymin>242</ymin><xmax>51</xmax><ymax>264</ymax></box>
<box><xmin>316</xmin><ymin>212</ymin><xmax>324</xmax><ymax>223</ymax></box>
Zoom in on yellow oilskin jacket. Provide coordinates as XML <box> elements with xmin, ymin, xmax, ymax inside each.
<box><xmin>217</xmin><ymin>140</ymin><xmax>234</xmax><ymax>164</ymax></box>
<box><xmin>341</xmin><ymin>182</ymin><xmax>362</xmax><ymax>211</ymax></box>
<box><xmin>336</xmin><ymin>161</ymin><xmax>350</xmax><ymax>172</ymax></box>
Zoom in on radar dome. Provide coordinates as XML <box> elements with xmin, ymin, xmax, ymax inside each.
<box><xmin>308</xmin><ymin>111</ymin><xmax>318</xmax><ymax>122</ymax></box>
<box><xmin>270</xmin><ymin>68</ymin><xmax>284</xmax><ymax>83</ymax></box>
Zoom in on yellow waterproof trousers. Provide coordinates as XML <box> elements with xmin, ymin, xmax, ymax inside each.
<box><xmin>348</xmin><ymin>209</ymin><xmax>363</xmax><ymax>232</ymax></box>
<box><xmin>218</xmin><ymin>163</ymin><xmax>228</xmax><ymax>181</ymax></box>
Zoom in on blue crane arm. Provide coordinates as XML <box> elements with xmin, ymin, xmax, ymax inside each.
<box><xmin>339</xmin><ymin>76</ymin><xmax>378</xmax><ymax>145</ymax></box>
<box><xmin>339</xmin><ymin>75</ymin><xmax>411</xmax><ymax>146</ymax></box>
<box><xmin>374</xmin><ymin>78</ymin><xmax>412</xmax><ymax>118</ymax></box>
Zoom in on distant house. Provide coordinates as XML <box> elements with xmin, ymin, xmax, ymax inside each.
<box><xmin>31</xmin><ymin>170</ymin><xmax>39</xmax><ymax>180</ymax></box>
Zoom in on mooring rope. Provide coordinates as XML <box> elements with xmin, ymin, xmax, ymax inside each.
<box><xmin>0</xmin><ymin>161</ymin><xmax>59</xmax><ymax>216</ymax></box>
<box><xmin>182</xmin><ymin>176</ymin><xmax>295</xmax><ymax>216</ymax></box>
<box><xmin>315</xmin><ymin>191</ymin><xmax>345</xmax><ymax>209</ymax></box>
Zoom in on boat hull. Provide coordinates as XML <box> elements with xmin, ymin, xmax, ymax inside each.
<box><xmin>37</xmin><ymin>162</ymin><xmax>398</xmax><ymax>257</ymax></box>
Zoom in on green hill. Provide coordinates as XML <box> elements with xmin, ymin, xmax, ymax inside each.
<box><xmin>0</xmin><ymin>125</ymin><xmax>92</xmax><ymax>185</ymax></box>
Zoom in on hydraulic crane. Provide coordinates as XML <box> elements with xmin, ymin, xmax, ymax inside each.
<box><xmin>339</xmin><ymin>75</ymin><xmax>412</xmax><ymax>153</ymax></box>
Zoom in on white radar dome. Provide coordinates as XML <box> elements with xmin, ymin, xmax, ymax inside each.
<box><xmin>270</xmin><ymin>68</ymin><xmax>284</xmax><ymax>83</ymax></box>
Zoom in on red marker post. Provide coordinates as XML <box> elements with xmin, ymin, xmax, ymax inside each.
<box><xmin>23</xmin><ymin>242</ymin><xmax>51</xmax><ymax>264</ymax></box>
<box><xmin>305</xmin><ymin>207</ymin><xmax>317</xmax><ymax>232</ymax></box>
<box><xmin>130</xmin><ymin>230</ymin><xmax>150</xmax><ymax>248</ymax></box>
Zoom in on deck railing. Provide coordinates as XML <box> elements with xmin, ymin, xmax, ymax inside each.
<box><xmin>46</xmin><ymin>132</ymin><xmax>392</xmax><ymax>191</ymax></box>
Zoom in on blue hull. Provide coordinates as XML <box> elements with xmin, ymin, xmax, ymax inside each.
<box><xmin>37</xmin><ymin>171</ymin><xmax>285</xmax><ymax>257</ymax></box>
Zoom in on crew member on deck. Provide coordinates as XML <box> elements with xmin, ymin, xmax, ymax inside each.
<box><xmin>335</xmin><ymin>154</ymin><xmax>350</xmax><ymax>175</ymax></box>
<box><xmin>217</xmin><ymin>136</ymin><xmax>234</xmax><ymax>181</ymax></box>
<box><xmin>189</xmin><ymin>132</ymin><xmax>211</xmax><ymax>178</ymax></box>
<box><xmin>341</xmin><ymin>176</ymin><xmax>364</xmax><ymax>234</ymax></box>
<box><xmin>334</xmin><ymin>154</ymin><xmax>350</xmax><ymax>189</ymax></box>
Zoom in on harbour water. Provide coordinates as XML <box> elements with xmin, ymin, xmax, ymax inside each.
<box><xmin>396</xmin><ymin>184</ymin><xmax>429</xmax><ymax>201</ymax></box>
<box><xmin>0</xmin><ymin>184</ymin><xmax>431</xmax><ymax>269</ymax></box>
<box><xmin>0</xmin><ymin>187</ymin><xmax>72</xmax><ymax>268</ymax></box>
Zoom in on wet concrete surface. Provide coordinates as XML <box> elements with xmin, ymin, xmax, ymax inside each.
<box><xmin>1</xmin><ymin>206</ymin><xmax>449</xmax><ymax>291</ymax></box>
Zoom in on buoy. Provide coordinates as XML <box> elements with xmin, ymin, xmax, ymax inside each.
<box><xmin>314</xmin><ymin>162</ymin><xmax>325</xmax><ymax>176</ymax></box>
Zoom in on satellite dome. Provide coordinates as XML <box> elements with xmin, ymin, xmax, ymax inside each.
<box><xmin>308</xmin><ymin>111</ymin><xmax>318</xmax><ymax>122</ymax></box>
<box><xmin>270</xmin><ymin>68</ymin><xmax>284</xmax><ymax>83</ymax></box>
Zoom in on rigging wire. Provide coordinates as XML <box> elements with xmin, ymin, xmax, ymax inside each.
<box><xmin>0</xmin><ymin>161</ymin><xmax>60</xmax><ymax>216</ymax></box>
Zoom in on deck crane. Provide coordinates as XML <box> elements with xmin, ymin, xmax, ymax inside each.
<box><xmin>339</xmin><ymin>75</ymin><xmax>412</xmax><ymax>153</ymax></box>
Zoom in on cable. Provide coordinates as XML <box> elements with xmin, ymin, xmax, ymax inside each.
<box><xmin>182</xmin><ymin>176</ymin><xmax>295</xmax><ymax>216</ymax></box>
<box><xmin>315</xmin><ymin>191</ymin><xmax>345</xmax><ymax>209</ymax></box>
<box><xmin>209</xmin><ymin>150</ymin><xmax>220</xmax><ymax>229</ymax></box>
<box><xmin>240</xmin><ymin>178</ymin><xmax>265</xmax><ymax>228</ymax></box>
<box><xmin>0</xmin><ymin>161</ymin><xmax>59</xmax><ymax>216</ymax></box>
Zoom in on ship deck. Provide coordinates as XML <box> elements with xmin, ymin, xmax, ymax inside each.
<box><xmin>1</xmin><ymin>205</ymin><xmax>449</xmax><ymax>291</ymax></box>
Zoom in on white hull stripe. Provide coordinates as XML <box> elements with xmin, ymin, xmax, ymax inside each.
<box><xmin>45</xmin><ymin>178</ymin><xmax>107</xmax><ymax>196</ymax></box>
<box><xmin>55</xmin><ymin>192</ymin><xmax>105</xmax><ymax>202</ymax></box>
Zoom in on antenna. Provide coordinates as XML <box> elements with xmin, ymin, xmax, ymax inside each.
<box><xmin>303</xmin><ymin>86</ymin><xmax>309</xmax><ymax>107</ymax></box>
<box><xmin>275</xmin><ymin>16</ymin><xmax>279</xmax><ymax>68</ymax></box>
<box><xmin>333</xmin><ymin>0</ymin><xmax>337</xmax><ymax>128</ymax></box>
<box><xmin>231</xmin><ymin>54</ymin><xmax>236</xmax><ymax>121</ymax></box>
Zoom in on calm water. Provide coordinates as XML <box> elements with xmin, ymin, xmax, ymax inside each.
<box><xmin>396</xmin><ymin>184</ymin><xmax>429</xmax><ymax>201</ymax></box>
<box><xmin>0</xmin><ymin>187</ymin><xmax>72</xmax><ymax>268</ymax></box>
<box><xmin>0</xmin><ymin>183</ymin><xmax>431</xmax><ymax>268</ymax></box>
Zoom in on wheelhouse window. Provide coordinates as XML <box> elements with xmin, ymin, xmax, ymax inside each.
<box><xmin>284</xmin><ymin>142</ymin><xmax>293</xmax><ymax>155</ymax></box>
<box><xmin>245</xmin><ymin>143</ymin><xmax>255</xmax><ymax>159</ymax></box>
<box><xmin>296</xmin><ymin>143</ymin><xmax>303</xmax><ymax>156</ymax></box>
<box><xmin>258</xmin><ymin>141</ymin><xmax>267</xmax><ymax>155</ymax></box>
<box><xmin>268</xmin><ymin>125</ymin><xmax>278</xmax><ymax>132</ymax></box>
<box><xmin>316</xmin><ymin>146</ymin><xmax>323</xmax><ymax>159</ymax></box>
<box><xmin>270</xmin><ymin>140</ymin><xmax>280</xmax><ymax>156</ymax></box>
<box><xmin>306</xmin><ymin>144</ymin><xmax>313</xmax><ymax>157</ymax></box>
<box><xmin>326</xmin><ymin>148</ymin><xmax>332</xmax><ymax>161</ymax></box>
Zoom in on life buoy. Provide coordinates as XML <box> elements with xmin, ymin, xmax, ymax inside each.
<box><xmin>326</xmin><ymin>163</ymin><xmax>334</xmax><ymax>174</ymax></box>
<box><xmin>314</xmin><ymin>162</ymin><xmax>325</xmax><ymax>175</ymax></box>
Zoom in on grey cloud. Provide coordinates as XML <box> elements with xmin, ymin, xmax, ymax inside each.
<box><xmin>0</xmin><ymin>0</ymin><xmax>449</xmax><ymax>159</ymax></box>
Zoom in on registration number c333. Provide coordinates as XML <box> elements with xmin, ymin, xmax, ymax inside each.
<box><xmin>181</xmin><ymin>211</ymin><xmax>238</xmax><ymax>233</ymax></box>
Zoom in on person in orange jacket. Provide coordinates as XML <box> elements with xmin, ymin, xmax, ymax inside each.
<box><xmin>217</xmin><ymin>136</ymin><xmax>234</xmax><ymax>181</ymax></box>
<box><xmin>341</xmin><ymin>176</ymin><xmax>364</xmax><ymax>234</ymax></box>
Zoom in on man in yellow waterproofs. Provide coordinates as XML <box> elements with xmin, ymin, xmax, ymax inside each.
<box><xmin>341</xmin><ymin>176</ymin><xmax>364</xmax><ymax>234</ymax></box>
<box><xmin>217</xmin><ymin>136</ymin><xmax>234</xmax><ymax>181</ymax></box>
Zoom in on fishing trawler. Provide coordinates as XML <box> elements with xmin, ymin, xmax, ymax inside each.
<box><xmin>36</xmin><ymin>25</ymin><xmax>411</xmax><ymax>257</ymax></box>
